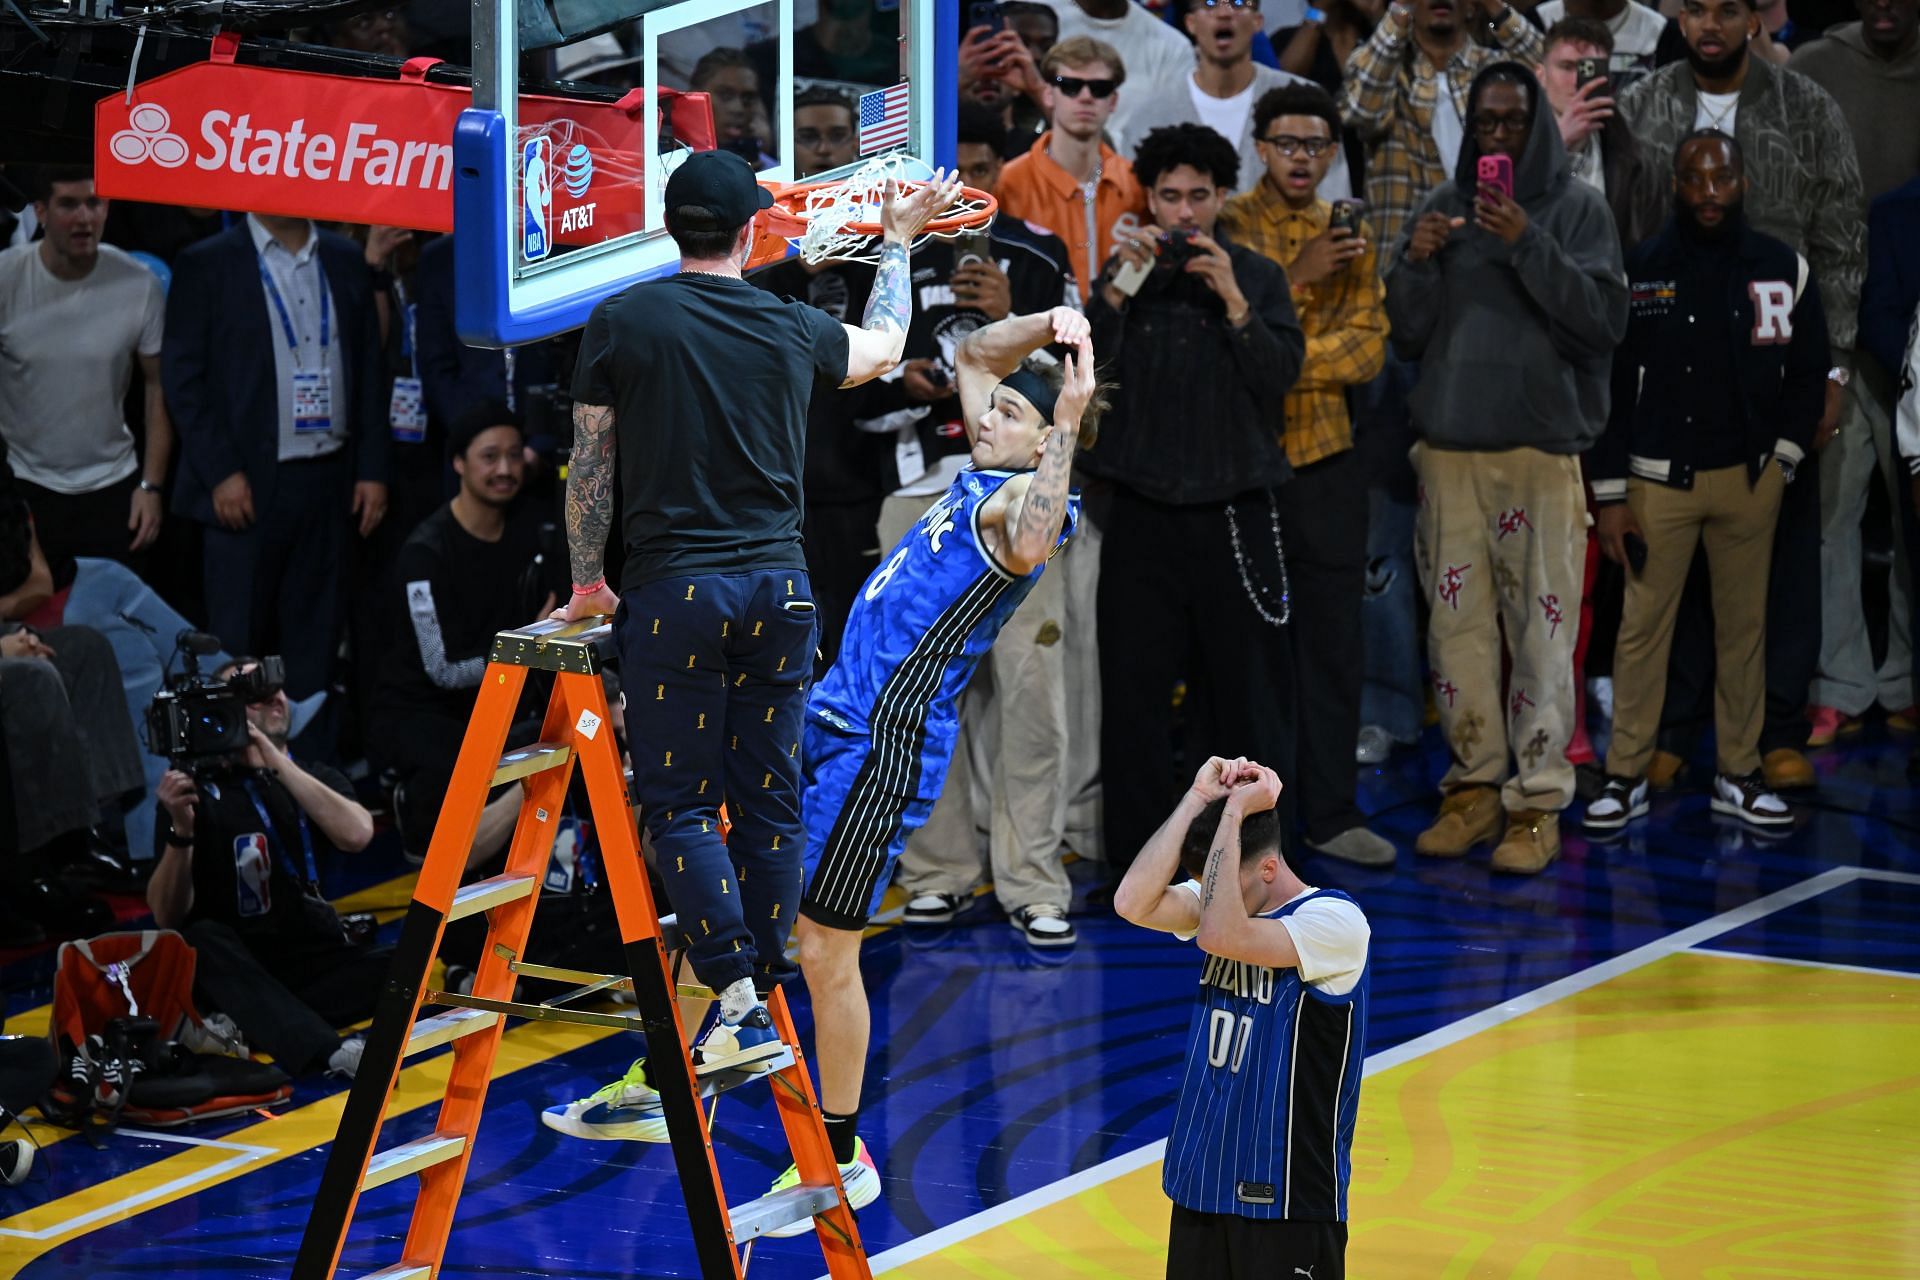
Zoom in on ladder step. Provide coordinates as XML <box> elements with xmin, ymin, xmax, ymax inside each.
<box><xmin>658</xmin><ymin>912</ymin><xmax>688</xmax><ymax>953</ymax></box>
<box><xmin>345</xmin><ymin>1267</ymin><xmax>432</xmax><ymax>1280</ymax></box>
<box><xmin>491</xmin><ymin>741</ymin><xmax>571</xmax><ymax>785</ymax></box>
<box><xmin>405</xmin><ymin>1007</ymin><xmax>500</xmax><ymax>1056</ymax></box>
<box><xmin>699</xmin><ymin>1046</ymin><xmax>796</xmax><ymax>1099</ymax></box>
<box><xmin>447</xmin><ymin>873</ymin><xmax>535</xmax><ymax>921</ymax></box>
<box><xmin>361</xmin><ymin>1132</ymin><xmax>467</xmax><ymax>1191</ymax></box>
<box><xmin>730</xmin><ymin>1183</ymin><xmax>842</xmax><ymax>1244</ymax></box>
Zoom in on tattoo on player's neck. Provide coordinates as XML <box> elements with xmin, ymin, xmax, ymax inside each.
<box><xmin>566</xmin><ymin>403</ymin><xmax>617</xmax><ymax>586</ymax></box>
<box><xmin>863</xmin><ymin>241</ymin><xmax>911</xmax><ymax>335</ymax></box>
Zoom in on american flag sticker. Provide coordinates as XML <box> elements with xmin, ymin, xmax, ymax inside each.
<box><xmin>858</xmin><ymin>82</ymin><xmax>912</xmax><ymax>155</ymax></box>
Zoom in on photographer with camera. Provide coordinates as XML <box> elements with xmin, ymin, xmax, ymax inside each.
<box><xmin>1083</xmin><ymin>122</ymin><xmax>1304</xmax><ymax>886</ymax></box>
<box><xmin>148</xmin><ymin>657</ymin><xmax>382</xmax><ymax>1079</ymax></box>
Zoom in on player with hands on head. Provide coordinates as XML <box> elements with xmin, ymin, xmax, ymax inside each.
<box><xmin>1115</xmin><ymin>753</ymin><xmax>1371</xmax><ymax>1279</ymax></box>
<box><xmin>767</xmin><ymin>304</ymin><xmax>1105</xmax><ymax>1233</ymax></box>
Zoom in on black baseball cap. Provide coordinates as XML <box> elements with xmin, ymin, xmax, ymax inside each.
<box><xmin>664</xmin><ymin>150</ymin><xmax>775</xmax><ymax>229</ymax></box>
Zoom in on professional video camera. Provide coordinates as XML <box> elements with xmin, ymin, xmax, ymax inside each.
<box><xmin>144</xmin><ymin>631</ymin><xmax>285</xmax><ymax>767</ymax></box>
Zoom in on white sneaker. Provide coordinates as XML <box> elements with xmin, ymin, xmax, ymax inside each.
<box><xmin>1711</xmin><ymin>772</ymin><xmax>1792</xmax><ymax>827</ymax></box>
<box><xmin>691</xmin><ymin>1004</ymin><xmax>785</xmax><ymax>1075</ymax></box>
<box><xmin>326</xmin><ymin>1035</ymin><xmax>365</xmax><ymax>1080</ymax></box>
<box><xmin>1355</xmin><ymin>725</ymin><xmax>1395</xmax><ymax>765</ymax></box>
<box><xmin>1584</xmin><ymin>776</ymin><xmax>1649</xmax><ymax>830</ymax></box>
<box><xmin>1010</xmin><ymin>905</ymin><xmax>1076</xmax><ymax>948</ymax></box>
<box><xmin>540</xmin><ymin>1059</ymin><xmax>667</xmax><ymax>1142</ymax></box>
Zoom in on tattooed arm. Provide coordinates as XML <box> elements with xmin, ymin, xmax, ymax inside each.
<box><xmin>996</xmin><ymin>334</ymin><xmax>1095</xmax><ymax>574</ymax></box>
<box><xmin>552</xmin><ymin>401</ymin><xmax>621</xmax><ymax>623</ymax></box>
<box><xmin>1114</xmin><ymin>756</ymin><xmax>1248</xmax><ymax>934</ymax></box>
<box><xmin>1194</xmin><ymin>766</ymin><xmax>1304</xmax><ymax>968</ymax></box>
<box><xmin>840</xmin><ymin>171</ymin><xmax>966</xmax><ymax>387</ymax></box>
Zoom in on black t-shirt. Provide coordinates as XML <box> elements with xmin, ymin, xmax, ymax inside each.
<box><xmin>573</xmin><ymin>274</ymin><xmax>851</xmax><ymax>590</ymax></box>
<box><xmin>182</xmin><ymin>764</ymin><xmax>357</xmax><ymax>951</ymax></box>
<box><xmin>904</xmin><ymin>218</ymin><xmax>1079</xmax><ymax>461</ymax></box>
<box><xmin>378</xmin><ymin>501</ymin><xmax>546</xmax><ymax>721</ymax></box>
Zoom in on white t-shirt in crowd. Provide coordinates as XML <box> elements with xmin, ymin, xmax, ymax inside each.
<box><xmin>0</xmin><ymin>242</ymin><xmax>165</xmax><ymax>494</ymax></box>
<box><xmin>1431</xmin><ymin>82</ymin><xmax>1466</xmax><ymax>176</ymax></box>
<box><xmin>1174</xmin><ymin>881</ymin><xmax>1371</xmax><ymax>996</ymax></box>
<box><xmin>1044</xmin><ymin>0</ymin><xmax>1198</xmax><ymax>151</ymax></box>
<box><xmin>1535</xmin><ymin>0</ymin><xmax>1669</xmax><ymax>74</ymax></box>
<box><xmin>1693</xmin><ymin>90</ymin><xmax>1739</xmax><ymax>133</ymax></box>
<box><xmin>1189</xmin><ymin>75</ymin><xmax>1259</xmax><ymax>153</ymax></box>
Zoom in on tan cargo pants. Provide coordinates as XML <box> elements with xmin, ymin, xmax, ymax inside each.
<box><xmin>1607</xmin><ymin>463</ymin><xmax>1785</xmax><ymax>779</ymax></box>
<box><xmin>1414</xmin><ymin>443</ymin><xmax>1586</xmax><ymax>813</ymax></box>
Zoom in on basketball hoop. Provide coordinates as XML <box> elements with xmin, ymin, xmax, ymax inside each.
<box><xmin>759</xmin><ymin>154</ymin><xmax>997</xmax><ymax>265</ymax></box>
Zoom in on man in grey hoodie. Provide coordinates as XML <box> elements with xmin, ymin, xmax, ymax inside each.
<box><xmin>1385</xmin><ymin>61</ymin><xmax>1628</xmax><ymax>875</ymax></box>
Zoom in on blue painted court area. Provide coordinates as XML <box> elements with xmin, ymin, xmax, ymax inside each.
<box><xmin>4</xmin><ymin>729</ymin><xmax>1918</xmax><ymax>1279</ymax></box>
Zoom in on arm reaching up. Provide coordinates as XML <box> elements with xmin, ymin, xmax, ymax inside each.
<box><xmin>842</xmin><ymin>171</ymin><xmax>967</xmax><ymax>385</ymax></box>
<box><xmin>999</xmin><ymin>335</ymin><xmax>1096</xmax><ymax>574</ymax></box>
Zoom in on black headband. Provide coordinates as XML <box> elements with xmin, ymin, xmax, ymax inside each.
<box><xmin>998</xmin><ymin>367</ymin><xmax>1059</xmax><ymax>424</ymax></box>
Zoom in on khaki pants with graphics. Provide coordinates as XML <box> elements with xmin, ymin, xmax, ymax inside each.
<box><xmin>1607</xmin><ymin>464</ymin><xmax>1785</xmax><ymax>780</ymax></box>
<box><xmin>1414</xmin><ymin>443</ymin><xmax>1585</xmax><ymax>813</ymax></box>
<box><xmin>875</xmin><ymin>491</ymin><xmax>1076</xmax><ymax>913</ymax></box>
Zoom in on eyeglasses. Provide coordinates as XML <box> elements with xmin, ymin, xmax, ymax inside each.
<box><xmin>1471</xmin><ymin>111</ymin><xmax>1532</xmax><ymax>136</ymax></box>
<box><xmin>1199</xmin><ymin>0</ymin><xmax>1261</xmax><ymax>9</ymax></box>
<box><xmin>344</xmin><ymin>8</ymin><xmax>400</xmax><ymax>32</ymax></box>
<box><xmin>1260</xmin><ymin>134</ymin><xmax>1334</xmax><ymax>157</ymax></box>
<box><xmin>796</xmin><ymin>127</ymin><xmax>854</xmax><ymax>147</ymax></box>
<box><xmin>1051</xmin><ymin>75</ymin><xmax>1118</xmax><ymax>99</ymax></box>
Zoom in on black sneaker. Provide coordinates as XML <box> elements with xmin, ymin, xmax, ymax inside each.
<box><xmin>1710</xmin><ymin>772</ymin><xmax>1792</xmax><ymax>827</ymax></box>
<box><xmin>903</xmin><ymin>892</ymin><xmax>965</xmax><ymax>925</ymax></box>
<box><xmin>1584</xmin><ymin>776</ymin><xmax>1649</xmax><ymax>831</ymax></box>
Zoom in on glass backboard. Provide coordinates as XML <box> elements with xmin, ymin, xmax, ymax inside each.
<box><xmin>454</xmin><ymin>0</ymin><xmax>955</xmax><ymax>344</ymax></box>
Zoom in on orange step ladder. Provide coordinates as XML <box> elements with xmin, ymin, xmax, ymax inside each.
<box><xmin>293</xmin><ymin>616</ymin><xmax>869</xmax><ymax>1280</ymax></box>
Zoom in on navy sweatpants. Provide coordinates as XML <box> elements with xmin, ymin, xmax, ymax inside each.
<box><xmin>617</xmin><ymin>569</ymin><xmax>817</xmax><ymax>991</ymax></box>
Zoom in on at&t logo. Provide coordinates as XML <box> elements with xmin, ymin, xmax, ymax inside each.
<box><xmin>111</xmin><ymin>102</ymin><xmax>189</xmax><ymax>168</ymax></box>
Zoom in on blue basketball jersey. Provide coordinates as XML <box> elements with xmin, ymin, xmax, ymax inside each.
<box><xmin>1162</xmin><ymin>888</ymin><xmax>1370</xmax><ymax>1221</ymax></box>
<box><xmin>809</xmin><ymin>467</ymin><xmax>1078</xmax><ymax>795</ymax></box>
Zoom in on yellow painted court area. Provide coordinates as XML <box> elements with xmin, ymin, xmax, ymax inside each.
<box><xmin>889</xmin><ymin>951</ymin><xmax>1920</xmax><ymax>1280</ymax></box>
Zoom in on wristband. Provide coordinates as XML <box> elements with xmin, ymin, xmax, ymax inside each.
<box><xmin>572</xmin><ymin>579</ymin><xmax>607</xmax><ymax>596</ymax></box>
<box><xmin>1304</xmin><ymin>6</ymin><xmax>1327</xmax><ymax>21</ymax></box>
<box><xmin>138</xmin><ymin>478</ymin><xmax>163</xmax><ymax>494</ymax></box>
<box><xmin>165</xmin><ymin>826</ymin><xmax>193</xmax><ymax>846</ymax></box>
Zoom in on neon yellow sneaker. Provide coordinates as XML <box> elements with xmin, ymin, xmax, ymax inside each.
<box><xmin>764</xmin><ymin>1136</ymin><xmax>880</xmax><ymax>1237</ymax></box>
<box><xmin>539</xmin><ymin>1059</ymin><xmax>666</xmax><ymax>1142</ymax></box>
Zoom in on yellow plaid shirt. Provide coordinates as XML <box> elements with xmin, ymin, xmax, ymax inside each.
<box><xmin>1219</xmin><ymin>188</ymin><xmax>1389</xmax><ymax>468</ymax></box>
<box><xmin>1338</xmin><ymin>11</ymin><xmax>1544</xmax><ymax>262</ymax></box>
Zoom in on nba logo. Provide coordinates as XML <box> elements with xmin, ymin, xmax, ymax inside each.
<box><xmin>523</xmin><ymin>136</ymin><xmax>553</xmax><ymax>262</ymax></box>
<box><xmin>234</xmin><ymin>833</ymin><xmax>273</xmax><ymax>917</ymax></box>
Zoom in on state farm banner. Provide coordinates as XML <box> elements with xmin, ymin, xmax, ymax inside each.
<box><xmin>97</xmin><ymin>36</ymin><xmax>714</xmax><ymax>244</ymax></box>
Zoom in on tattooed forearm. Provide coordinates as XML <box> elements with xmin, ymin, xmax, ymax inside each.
<box><xmin>566</xmin><ymin>403</ymin><xmax>617</xmax><ymax>586</ymax></box>
<box><xmin>863</xmin><ymin>241</ymin><xmax>911</xmax><ymax>337</ymax></box>
<box><xmin>1012</xmin><ymin>418</ymin><xmax>1080</xmax><ymax>560</ymax></box>
<box><xmin>1200</xmin><ymin>844</ymin><xmax>1225</xmax><ymax>909</ymax></box>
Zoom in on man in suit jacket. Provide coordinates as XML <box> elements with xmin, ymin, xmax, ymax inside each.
<box><xmin>162</xmin><ymin>214</ymin><xmax>388</xmax><ymax>720</ymax></box>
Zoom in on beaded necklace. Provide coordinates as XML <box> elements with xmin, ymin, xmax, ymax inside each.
<box><xmin>1225</xmin><ymin>495</ymin><xmax>1291</xmax><ymax>626</ymax></box>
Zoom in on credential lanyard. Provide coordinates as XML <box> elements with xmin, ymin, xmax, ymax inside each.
<box><xmin>258</xmin><ymin>259</ymin><xmax>331</xmax><ymax>370</ymax></box>
<box><xmin>242</xmin><ymin>775</ymin><xmax>321</xmax><ymax>887</ymax></box>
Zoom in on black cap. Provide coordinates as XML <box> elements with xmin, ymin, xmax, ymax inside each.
<box><xmin>664</xmin><ymin>150</ymin><xmax>775</xmax><ymax>229</ymax></box>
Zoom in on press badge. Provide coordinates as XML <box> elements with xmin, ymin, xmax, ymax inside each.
<box><xmin>390</xmin><ymin>376</ymin><xmax>427</xmax><ymax>442</ymax></box>
<box><xmin>292</xmin><ymin>370</ymin><xmax>334</xmax><ymax>433</ymax></box>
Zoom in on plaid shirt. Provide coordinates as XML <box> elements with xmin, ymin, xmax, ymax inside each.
<box><xmin>1339</xmin><ymin>12</ymin><xmax>1544</xmax><ymax>262</ymax></box>
<box><xmin>1220</xmin><ymin>188</ymin><xmax>1389</xmax><ymax>466</ymax></box>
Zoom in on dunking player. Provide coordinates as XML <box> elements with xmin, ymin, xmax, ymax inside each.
<box><xmin>752</xmin><ymin>306</ymin><xmax>1103</xmax><ymax>1227</ymax></box>
<box><xmin>1115</xmin><ymin>757</ymin><xmax>1371</xmax><ymax>1278</ymax></box>
<box><xmin>541</xmin><ymin>152</ymin><xmax>958</xmax><ymax>1137</ymax></box>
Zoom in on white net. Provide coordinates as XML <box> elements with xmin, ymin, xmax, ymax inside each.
<box><xmin>791</xmin><ymin>153</ymin><xmax>993</xmax><ymax>264</ymax></box>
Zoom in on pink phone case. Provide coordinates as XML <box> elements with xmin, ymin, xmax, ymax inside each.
<box><xmin>1477</xmin><ymin>154</ymin><xmax>1514</xmax><ymax>201</ymax></box>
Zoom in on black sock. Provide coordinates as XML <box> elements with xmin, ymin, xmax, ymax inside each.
<box><xmin>821</xmin><ymin>1108</ymin><xmax>859</xmax><ymax>1165</ymax></box>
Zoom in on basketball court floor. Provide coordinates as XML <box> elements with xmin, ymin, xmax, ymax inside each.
<box><xmin>2</xmin><ymin>729</ymin><xmax>1916</xmax><ymax>1279</ymax></box>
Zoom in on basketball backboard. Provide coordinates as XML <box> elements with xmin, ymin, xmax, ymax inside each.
<box><xmin>455</xmin><ymin>0</ymin><xmax>956</xmax><ymax>344</ymax></box>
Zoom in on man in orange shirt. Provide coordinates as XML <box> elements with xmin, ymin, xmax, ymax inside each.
<box><xmin>997</xmin><ymin>35</ymin><xmax>1148</xmax><ymax>302</ymax></box>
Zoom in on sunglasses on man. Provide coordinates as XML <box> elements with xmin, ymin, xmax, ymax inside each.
<box><xmin>1051</xmin><ymin>75</ymin><xmax>1117</xmax><ymax>99</ymax></box>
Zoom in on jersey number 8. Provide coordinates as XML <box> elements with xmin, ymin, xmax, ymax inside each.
<box><xmin>865</xmin><ymin>546</ymin><xmax>911</xmax><ymax>601</ymax></box>
<box><xmin>1207</xmin><ymin>1009</ymin><xmax>1254</xmax><ymax>1074</ymax></box>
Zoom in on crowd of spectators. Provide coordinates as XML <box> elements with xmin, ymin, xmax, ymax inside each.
<box><xmin>0</xmin><ymin>0</ymin><xmax>1916</xmax><ymax>1070</ymax></box>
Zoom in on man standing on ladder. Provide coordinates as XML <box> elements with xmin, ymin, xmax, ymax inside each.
<box><xmin>551</xmin><ymin>151</ymin><xmax>958</xmax><ymax>1084</ymax></box>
